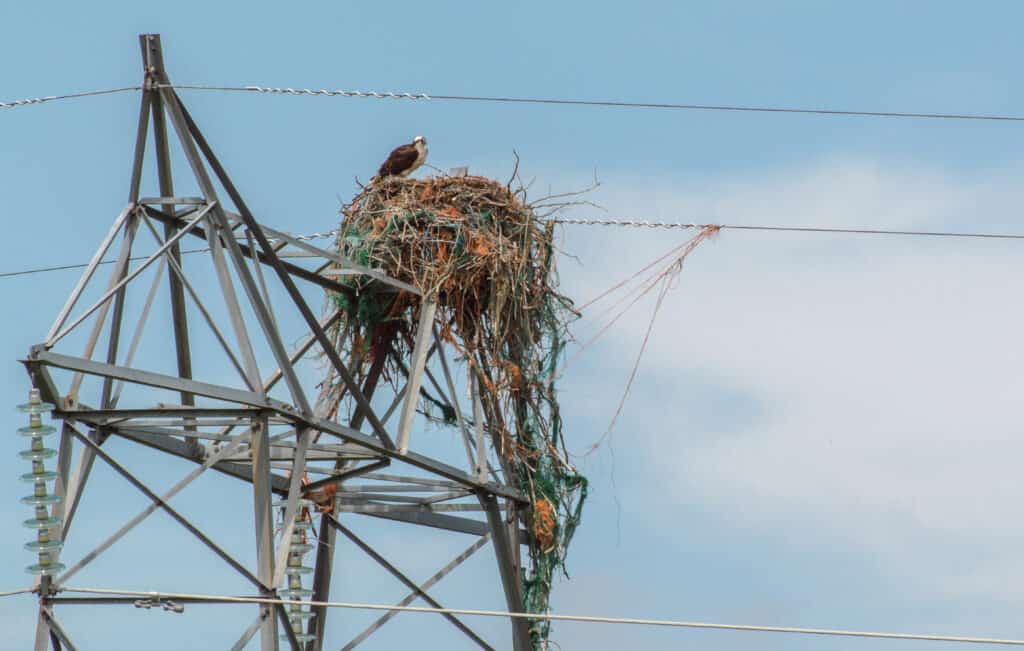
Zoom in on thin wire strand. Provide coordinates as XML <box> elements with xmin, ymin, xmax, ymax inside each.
<box><xmin>0</xmin><ymin>86</ymin><xmax>141</xmax><ymax>110</ymax></box>
<box><xmin>6</xmin><ymin>219</ymin><xmax>1024</xmax><ymax>281</ymax></box>
<box><xmin>0</xmin><ymin>588</ymin><xmax>33</xmax><ymax>598</ymax></box>
<box><xmin>169</xmin><ymin>84</ymin><xmax>1024</xmax><ymax>123</ymax></box>
<box><xmin>7</xmin><ymin>82</ymin><xmax>1024</xmax><ymax>123</ymax></box>
<box><xmin>552</xmin><ymin>218</ymin><xmax>1024</xmax><ymax>239</ymax></box>
<box><xmin>580</xmin><ymin>226</ymin><xmax>719</xmax><ymax>456</ymax></box>
<box><xmin>0</xmin><ymin>247</ymin><xmax>211</xmax><ymax>279</ymax></box>
<box><xmin>57</xmin><ymin>586</ymin><xmax>1024</xmax><ymax>646</ymax></box>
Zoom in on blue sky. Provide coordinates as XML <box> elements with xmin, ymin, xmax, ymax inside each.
<box><xmin>4</xmin><ymin>2</ymin><xmax>1024</xmax><ymax>649</ymax></box>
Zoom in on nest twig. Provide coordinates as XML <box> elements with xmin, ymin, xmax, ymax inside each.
<box><xmin>327</xmin><ymin>174</ymin><xmax>588</xmax><ymax>650</ymax></box>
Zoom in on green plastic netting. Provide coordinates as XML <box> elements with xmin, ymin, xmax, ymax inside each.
<box><xmin>323</xmin><ymin>175</ymin><xmax>587</xmax><ymax>649</ymax></box>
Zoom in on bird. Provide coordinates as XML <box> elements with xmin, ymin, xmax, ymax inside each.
<box><xmin>376</xmin><ymin>135</ymin><xmax>428</xmax><ymax>180</ymax></box>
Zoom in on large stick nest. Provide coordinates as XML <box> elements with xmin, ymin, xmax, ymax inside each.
<box><xmin>338</xmin><ymin>175</ymin><xmax>554</xmax><ymax>350</ymax></box>
<box><xmin>328</xmin><ymin>174</ymin><xmax>587</xmax><ymax>648</ymax></box>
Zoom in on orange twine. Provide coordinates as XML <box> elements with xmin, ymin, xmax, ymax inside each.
<box><xmin>532</xmin><ymin>498</ymin><xmax>557</xmax><ymax>552</ymax></box>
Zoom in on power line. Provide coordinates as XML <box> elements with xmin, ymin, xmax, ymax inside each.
<box><xmin>0</xmin><ymin>247</ymin><xmax>211</xmax><ymax>280</ymax></box>
<box><xmin>0</xmin><ymin>86</ymin><xmax>141</xmax><ymax>110</ymax></box>
<box><xmin>171</xmin><ymin>84</ymin><xmax>1024</xmax><ymax>123</ymax></box>
<box><xmin>5</xmin><ymin>219</ymin><xmax>1024</xmax><ymax>282</ymax></box>
<box><xmin>7</xmin><ymin>82</ymin><xmax>1024</xmax><ymax>123</ymax></box>
<box><xmin>0</xmin><ymin>588</ymin><xmax>33</xmax><ymax>598</ymax></box>
<box><xmin>56</xmin><ymin>586</ymin><xmax>1024</xmax><ymax>646</ymax></box>
<box><xmin>552</xmin><ymin>218</ymin><xmax>1024</xmax><ymax>239</ymax></box>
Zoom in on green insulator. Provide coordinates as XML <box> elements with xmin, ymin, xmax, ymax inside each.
<box><xmin>20</xmin><ymin>470</ymin><xmax>58</xmax><ymax>483</ymax></box>
<box><xmin>23</xmin><ymin>458</ymin><xmax>55</xmax><ymax>480</ymax></box>
<box><xmin>26</xmin><ymin>550</ymin><xmax>65</xmax><ymax>576</ymax></box>
<box><xmin>288</xmin><ymin>542</ymin><xmax>315</xmax><ymax>554</ymax></box>
<box><xmin>18</xmin><ymin>447</ymin><xmax>57</xmax><ymax>461</ymax></box>
<box><xmin>20</xmin><ymin>494</ymin><xmax>62</xmax><ymax>506</ymax></box>
<box><xmin>17</xmin><ymin>400</ymin><xmax>55</xmax><ymax>415</ymax></box>
<box><xmin>282</xmin><ymin>632</ymin><xmax>316</xmax><ymax>643</ymax></box>
<box><xmin>25</xmin><ymin>539</ymin><xmax>64</xmax><ymax>553</ymax></box>
<box><xmin>23</xmin><ymin>516</ymin><xmax>61</xmax><ymax>529</ymax></box>
<box><xmin>26</xmin><ymin>561</ymin><xmax>66</xmax><ymax>576</ymax></box>
<box><xmin>20</xmin><ymin>436</ymin><xmax>57</xmax><ymax>460</ymax></box>
<box><xmin>292</xmin><ymin>519</ymin><xmax>314</xmax><ymax>530</ymax></box>
<box><xmin>283</xmin><ymin>588</ymin><xmax>314</xmax><ymax>598</ymax></box>
<box><xmin>287</xmin><ymin>609</ymin><xmax>315</xmax><ymax>620</ymax></box>
<box><xmin>17</xmin><ymin>423</ymin><xmax>57</xmax><ymax>437</ymax></box>
<box><xmin>284</xmin><ymin>564</ymin><xmax>314</xmax><ymax>576</ymax></box>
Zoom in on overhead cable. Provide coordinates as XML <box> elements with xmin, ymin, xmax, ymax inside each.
<box><xmin>0</xmin><ymin>86</ymin><xmax>141</xmax><ymax>110</ymax></box>
<box><xmin>0</xmin><ymin>588</ymin><xmax>33</xmax><ymax>598</ymax></box>
<box><xmin>7</xmin><ymin>82</ymin><xmax>1024</xmax><ymax>123</ymax></box>
<box><xmin>57</xmin><ymin>586</ymin><xmax>1024</xmax><ymax>646</ymax></box>
<box><xmin>5</xmin><ymin>219</ymin><xmax>1024</xmax><ymax>281</ymax></box>
<box><xmin>0</xmin><ymin>247</ymin><xmax>211</xmax><ymax>279</ymax></box>
<box><xmin>552</xmin><ymin>218</ymin><xmax>1024</xmax><ymax>239</ymax></box>
<box><xmin>171</xmin><ymin>84</ymin><xmax>1024</xmax><ymax>123</ymax></box>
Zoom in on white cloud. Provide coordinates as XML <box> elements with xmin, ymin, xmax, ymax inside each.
<box><xmin>557</xmin><ymin>158</ymin><xmax>1024</xmax><ymax>599</ymax></box>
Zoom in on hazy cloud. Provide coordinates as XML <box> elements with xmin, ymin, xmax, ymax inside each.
<box><xmin>557</xmin><ymin>158</ymin><xmax>1024</xmax><ymax>600</ymax></box>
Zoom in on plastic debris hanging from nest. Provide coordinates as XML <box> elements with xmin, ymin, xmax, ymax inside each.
<box><xmin>323</xmin><ymin>174</ymin><xmax>587</xmax><ymax>649</ymax></box>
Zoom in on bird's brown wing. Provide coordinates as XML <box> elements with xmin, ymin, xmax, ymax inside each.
<box><xmin>378</xmin><ymin>144</ymin><xmax>419</xmax><ymax>177</ymax></box>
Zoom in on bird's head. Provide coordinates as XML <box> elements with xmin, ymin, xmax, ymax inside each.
<box><xmin>413</xmin><ymin>135</ymin><xmax>427</xmax><ymax>146</ymax></box>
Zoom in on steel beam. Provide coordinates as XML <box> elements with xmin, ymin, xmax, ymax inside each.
<box><xmin>270</xmin><ymin>426</ymin><xmax>312</xmax><ymax>590</ymax></box>
<box><xmin>253</xmin><ymin>221</ymin><xmax>420</xmax><ymax>295</ymax></box>
<box><xmin>109</xmin><ymin>256</ymin><xmax>166</xmax><ymax>406</ymax></box>
<box><xmin>307</xmin><ymin>352</ymin><xmax>388</xmax><ymax>650</ymax></box>
<box><xmin>143</xmin><ymin>206</ymin><xmax>357</xmax><ymax>299</ymax></box>
<box><xmin>152</xmin><ymin>86</ymin><xmax>312</xmax><ymax>419</ymax></box>
<box><xmin>40</xmin><ymin>610</ymin><xmax>77</xmax><ymax>651</ymax></box>
<box><xmin>301</xmin><ymin>459</ymin><xmax>389</xmax><ymax>494</ymax></box>
<box><xmin>48</xmin><ymin>204</ymin><xmax>212</xmax><ymax>348</ymax></box>
<box><xmin>111</xmin><ymin>424</ymin><xmax>289</xmax><ymax>492</ymax></box>
<box><xmin>69</xmin><ymin>427</ymin><xmax>263</xmax><ymax>588</ymax></box>
<box><xmin>230</xmin><ymin>613</ymin><xmax>267</xmax><ymax>651</ymax></box>
<box><xmin>481</xmin><ymin>493</ymin><xmax>531</xmax><ymax>651</ymax></box>
<box><xmin>64</xmin><ymin>211</ymin><xmax>138</xmax><ymax>403</ymax></box>
<box><xmin>328</xmin><ymin>517</ymin><xmax>493</xmax><ymax>650</ymax></box>
<box><xmin>32</xmin><ymin>609</ymin><xmax>50</xmax><ymax>651</ymax></box>
<box><xmin>341</xmin><ymin>532</ymin><xmax>492</xmax><ymax>650</ymax></box>
<box><xmin>55</xmin><ymin>427</ymin><xmax>253</xmax><ymax>587</ymax></box>
<box><xmin>60</xmin><ymin>406</ymin><xmax>263</xmax><ymax>420</ymax></box>
<box><xmin>251</xmin><ymin>416</ymin><xmax>279</xmax><ymax>650</ymax></box>
<box><xmin>470</xmin><ymin>368</ymin><xmax>490</xmax><ymax>482</ymax></box>
<box><xmin>397</xmin><ymin>300</ymin><xmax>436</xmax><ymax>455</ymax></box>
<box><xmin>29</xmin><ymin>351</ymin><xmax>526</xmax><ymax>501</ymax></box>
<box><xmin>145</xmin><ymin>68</ymin><xmax>198</xmax><ymax>434</ymax></box>
<box><xmin>362</xmin><ymin>509</ymin><xmax>492</xmax><ymax>536</ymax></box>
<box><xmin>433</xmin><ymin>327</ymin><xmax>478</xmax><ymax>473</ymax></box>
<box><xmin>138</xmin><ymin>213</ymin><xmax>254</xmax><ymax>387</ymax></box>
<box><xmin>45</xmin><ymin>205</ymin><xmax>134</xmax><ymax>343</ymax></box>
<box><xmin>175</xmin><ymin>100</ymin><xmax>392</xmax><ymax>446</ymax></box>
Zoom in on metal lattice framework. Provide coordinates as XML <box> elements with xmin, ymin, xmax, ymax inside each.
<box><xmin>21</xmin><ymin>34</ymin><xmax>531</xmax><ymax>650</ymax></box>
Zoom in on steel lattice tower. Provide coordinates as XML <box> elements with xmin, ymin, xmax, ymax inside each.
<box><xmin>20</xmin><ymin>34</ymin><xmax>531</xmax><ymax>650</ymax></box>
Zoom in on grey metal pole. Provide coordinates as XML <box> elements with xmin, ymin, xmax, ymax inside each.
<box><xmin>140</xmin><ymin>35</ymin><xmax>197</xmax><ymax>445</ymax></box>
<box><xmin>251</xmin><ymin>416</ymin><xmax>280</xmax><ymax>650</ymax></box>
<box><xmin>481</xmin><ymin>493</ymin><xmax>532</xmax><ymax>651</ymax></box>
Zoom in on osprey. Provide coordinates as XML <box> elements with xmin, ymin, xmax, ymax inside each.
<box><xmin>376</xmin><ymin>136</ymin><xmax>428</xmax><ymax>179</ymax></box>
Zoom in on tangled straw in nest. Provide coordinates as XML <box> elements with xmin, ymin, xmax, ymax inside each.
<box><xmin>323</xmin><ymin>174</ymin><xmax>587</xmax><ymax>649</ymax></box>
